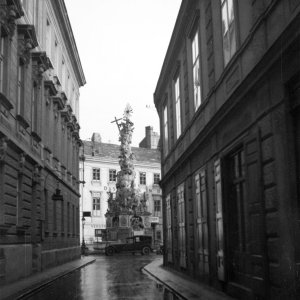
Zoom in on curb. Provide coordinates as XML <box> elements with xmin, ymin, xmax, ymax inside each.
<box><xmin>3</xmin><ymin>258</ymin><xmax>96</xmax><ymax>300</ymax></box>
<box><xmin>142</xmin><ymin>264</ymin><xmax>186</xmax><ymax>300</ymax></box>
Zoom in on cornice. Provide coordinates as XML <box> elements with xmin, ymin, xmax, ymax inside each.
<box><xmin>154</xmin><ymin>0</ymin><xmax>190</xmax><ymax>103</ymax></box>
<box><xmin>51</xmin><ymin>0</ymin><xmax>86</xmax><ymax>87</ymax></box>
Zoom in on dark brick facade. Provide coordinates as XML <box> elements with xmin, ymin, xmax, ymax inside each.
<box><xmin>154</xmin><ymin>0</ymin><xmax>300</xmax><ymax>298</ymax></box>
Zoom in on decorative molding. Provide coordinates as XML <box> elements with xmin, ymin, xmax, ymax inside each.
<box><xmin>31</xmin><ymin>52</ymin><xmax>51</xmax><ymax>85</ymax></box>
<box><xmin>0</xmin><ymin>0</ymin><xmax>24</xmax><ymax>38</ymax></box>
<box><xmin>0</xmin><ymin>92</ymin><xmax>13</xmax><ymax>110</ymax></box>
<box><xmin>0</xmin><ymin>136</ymin><xmax>8</xmax><ymax>163</ymax></box>
<box><xmin>52</xmin><ymin>95</ymin><xmax>65</xmax><ymax>111</ymax></box>
<box><xmin>17</xmin><ymin>24</ymin><xmax>38</xmax><ymax>65</ymax></box>
<box><xmin>31</xmin><ymin>131</ymin><xmax>41</xmax><ymax>143</ymax></box>
<box><xmin>16</xmin><ymin>113</ymin><xmax>29</xmax><ymax>129</ymax></box>
<box><xmin>44</xmin><ymin>80</ymin><xmax>57</xmax><ymax>96</ymax></box>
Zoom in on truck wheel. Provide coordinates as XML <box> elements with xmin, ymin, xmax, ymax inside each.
<box><xmin>142</xmin><ymin>246</ymin><xmax>150</xmax><ymax>255</ymax></box>
<box><xmin>106</xmin><ymin>247</ymin><xmax>114</xmax><ymax>256</ymax></box>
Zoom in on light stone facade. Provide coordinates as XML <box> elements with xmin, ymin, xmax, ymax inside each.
<box><xmin>0</xmin><ymin>0</ymin><xmax>85</xmax><ymax>285</ymax></box>
<box><xmin>80</xmin><ymin>133</ymin><xmax>162</xmax><ymax>245</ymax></box>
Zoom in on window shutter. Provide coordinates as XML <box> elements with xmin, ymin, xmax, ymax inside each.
<box><xmin>215</xmin><ymin>159</ymin><xmax>225</xmax><ymax>281</ymax></box>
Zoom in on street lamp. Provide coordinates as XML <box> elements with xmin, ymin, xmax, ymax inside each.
<box><xmin>81</xmin><ymin>216</ymin><xmax>86</xmax><ymax>255</ymax></box>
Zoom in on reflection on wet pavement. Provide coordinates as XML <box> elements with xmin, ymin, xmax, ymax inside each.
<box><xmin>24</xmin><ymin>255</ymin><xmax>182</xmax><ymax>300</ymax></box>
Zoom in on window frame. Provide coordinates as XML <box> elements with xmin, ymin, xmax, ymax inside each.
<box><xmin>139</xmin><ymin>172</ymin><xmax>146</xmax><ymax>185</ymax></box>
<box><xmin>163</xmin><ymin>101</ymin><xmax>169</xmax><ymax>156</ymax></box>
<box><xmin>0</xmin><ymin>34</ymin><xmax>7</xmax><ymax>94</ymax></box>
<box><xmin>221</xmin><ymin>0</ymin><xmax>237</xmax><ymax>66</ymax></box>
<box><xmin>109</xmin><ymin>169</ymin><xmax>117</xmax><ymax>182</ymax></box>
<box><xmin>174</xmin><ymin>74</ymin><xmax>182</xmax><ymax>139</ymax></box>
<box><xmin>153</xmin><ymin>173</ymin><xmax>160</xmax><ymax>185</ymax></box>
<box><xmin>154</xmin><ymin>199</ymin><xmax>161</xmax><ymax>212</ymax></box>
<box><xmin>92</xmin><ymin>168</ymin><xmax>100</xmax><ymax>181</ymax></box>
<box><xmin>191</xmin><ymin>29</ymin><xmax>202</xmax><ymax>111</ymax></box>
<box><xmin>92</xmin><ymin>197</ymin><xmax>101</xmax><ymax>216</ymax></box>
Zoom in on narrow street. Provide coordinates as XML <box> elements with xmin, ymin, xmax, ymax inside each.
<box><xmin>23</xmin><ymin>254</ymin><xmax>180</xmax><ymax>300</ymax></box>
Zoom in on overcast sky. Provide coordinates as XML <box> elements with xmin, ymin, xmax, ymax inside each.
<box><xmin>64</xmin><ymin>0</ymin><xmax>181</xmax><ymax>146</ymax></box>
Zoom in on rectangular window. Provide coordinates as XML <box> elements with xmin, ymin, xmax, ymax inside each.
<box><xmin>139</xmin><ymin>172</ymin><xmax>146</xmax><ymax>185</ymax></box>
<box><xmin>92</xmin><ymin>168</ymin><xmax>100</xmax><ymax>181</ymax></box>
<box><xmin>67</xmin><ymin>202</ymin><xmax>70</xmax><ymax>233</ymax></box>
<box><xmin>221</xmin><ymin>0</ymin><xmax>236</xmax><ymax>66</ymax></box>
<box><xmin>166</xmin><ymin>194</ymin><xmax>172</xmax><ymax>262</ymax></box>
<box><xmin>177</xmin><ymin>183</ymin><xmax>186</xmax><ymax>268</ymax></box>
<box><xmin>0</xmin><ymin>36</ymin><xmax>6</xmax><ymax>93</ymax></box>
<box><xmin>72</xmin><ymin>204</ymin><xmax>75</xmax><ymax>234</ymax></box>
<box><xmin>16</xmin><ymin>173</ymin><xmax>23</xmax><ymax>226</ymax></box>
<box><xmin>192</xmin><ymin>30</ymin><xmax>201</xmax><ymax>111</ymax></box>
<box><xmin>195</xmin><ymin>169</ymin><xmax>209</xmax><ymax>275</ymax></box>
<box><xmin>46</xmin><ymin>19</ymin><xmax>51</xmax><ymax>57</ymax></box>
<box><xmin>55</xmin><ymin>38</ymin><xmax>59</xmax><ymax>72</ymax></box>
<box><xmin>61</xmin><ymin>57</ymin><xmax>66</xmax><ymax>88</ymax></box>
<box><xmin>31</xmin><ymin>83</ymin><xmax>38</xmax><ymax>132</ymax></box>
<box><xmin>44</xmin><ymin>189</ymin><xmax>48</xmax><ymax>231</ymax></box>
<box><xmin>154</xmin><ymin>200</ymin><xmax>161</xmax><ymax>212</ymax></box>
<box><xmin>109</xmin><ymin>169</ymin><xmax>117</xmax><ymax>182</ymax></box>
<box><xmin>163</xmin><ymin>103</ymin><xmax>169</xmax><ymax>156</ymax></box>
<box><xmin>61</xmin><ymin>200</ymin><xmax>64</xmax><ymax>233</ymax></box>
<box><xmin>17</xmin><ymin>65</ymin><xmax>25</xmax><ymax>115</ymax></box>
<box><xmin>92</xmin><ymin>197</ymin><xmax>101</xmax><ymax>216</ymax></box>
<box><xmin>174</xmin><ymin>75</ymin><xmax>181</xmax><ymax>139</ymax></box>
<box><xmin>154</xmin><ymin>173</ymin><xmax>160</xmax><ymax>185</ymax></box>
<box><xmin>156</xmin><ymin>230</ymin><xmax>161</xmax><ymax>241</ymax></box>
<box><xmin>53</xmin><ymin>196</ymin><xmax>57</xmax><ymax>232</ymax></box>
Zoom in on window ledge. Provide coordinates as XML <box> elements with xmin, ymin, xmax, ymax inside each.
<box><xmin>0</xmin><ymin>92</ymin><xmax>14</xmax><ymax>111</ymax></box>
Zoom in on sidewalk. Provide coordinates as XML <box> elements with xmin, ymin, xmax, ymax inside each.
<box><xmin>143</xmin><ymin>258</ymin><xmax>235</xmax><ymax>300</ymax></box>
<box><xmin>0</xmin><ymin>256</ymin><xmax>95</xmax><ymax>300</ymax></box>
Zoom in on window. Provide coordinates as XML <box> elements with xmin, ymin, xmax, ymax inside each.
<box><xmin>46</xmin><ymin>19</ymin><xmax>51</xmax><ymax>56</ymax></box>
<box><xmin>221</xmin><ymin>0</ymin><xmax>236</xmax><ymax>65</ymax></box>
<box><xmin>154</xmin><ymin>200</ymin><xmax>161</xmax><ymax>212</ymax></box>
<box><xmin>163</xmin><ymin>104</ymin><xmax>169</xmax><ymax>156</ymax></box>
<box><xmin>156</xmin><ymin>231</ymin><xmax>161</xmax><ymax>241</ymax></box>
<box><xmin>17</xmin><ymin>65</ymin><xmax>25</xmax><ymax>115</ymax></box>
<box><xmin>55</xmin><ymin>39</ymin><xmax>59</xmax><ymax>72</ymax></box>
<box><xmin>92</xmin><ymin>168</ymin><xmax>100</xmax><ymax>181</ymax></box>
<box><xmin>154</xmin><ymin>173</ymin><xmax>160</xmax><ymax>185</ymax></box>
<box><xmin>166</xmin><ymin>194</ymin><xmax>172</xmax><ymax>262</ymax></box>
<box><xmin>61</xmin><ymin>57</ymin><xmax>66</xmax><ymax>88</ymax></box>
<box><xmin>195</xmin><ymin>169</ymin><xmax>209</xmax><ymax>275</ymax></box>
<box><xmin>174</xmin><ymin>75</ymin><xmax>181</xmax><ymax>139</ymax></box>
<box><xmin>177</xmin><ymin>183</ymin><xmax>186</xmax><ymax>268</ymax></box>
<box><xmin>31</xmin><ymin>82</ymin><xmax>38</xmax><ymax>132</ymax></box>
<box><xmin>192</xmin><ymin>30</ymin><xmax>201</xmax><ymax>111</ymax></box>
<box><xmin>0</xmin><ymin>35</ymin><xmax>6</xmax><ymax>93</ymax></box>
<box><xmin>109</xmin><ymin>169</ymin><xmax>117</xmax><ymax>182</ymax></box>
<box><xmin>139</xmin><ymin>172</ymin><xmax>146</xmax><ymax>185</ymax></box>
<box><xmin>92</xmin><ymin>197</ymin><xmax>101</xmax><ymax>216</ymax></box>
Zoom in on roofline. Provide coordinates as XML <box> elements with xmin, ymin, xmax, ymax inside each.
<box><xmin>53</xmin><ymin>0</ymin><xmax>86</xmax><ymax>87</ymax></box>
<box><xmin>153</xmin><ymin>0</ymin><xmax>187</xmax><ymax>105</ymax></box>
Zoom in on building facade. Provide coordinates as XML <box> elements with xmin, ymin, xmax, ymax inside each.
<box><xmin>0</xmin><ymin>0</ymin><xmax>85</xmax><ymax>285</ymax></box>
<box><xmin>80</xmin><ymin>130</ymin><xmax>162</xmax><ymax>245</ymax></box>
<box><xmin>154</xmin><ymin>0</ymin><xmax>300</xmax><ymax>299</ymax></box>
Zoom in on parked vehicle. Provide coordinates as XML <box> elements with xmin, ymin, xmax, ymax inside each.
<box><xmin>105</xmin><ymin>235</ymin><xmax>152</xmax><ymax>256</ymax></box>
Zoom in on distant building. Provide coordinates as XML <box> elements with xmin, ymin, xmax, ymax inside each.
<box><xmin>154</xmin><ymin>0</ymin><xmax>300</xmax><ymax>299</ymax></box>
<box><xmin>139</xmin><ymin>126</ymin><xmax>160</xmax><ymax>150</ymax></box>
<box><xmin>0</xmin><ymin>0</ymin><xmax>85</xmax><ymax>285</ymax></box>
<box><xmin>80</xmin><ymin>128</ymin><xmax>162</xmax><ymax>245</ymax></box>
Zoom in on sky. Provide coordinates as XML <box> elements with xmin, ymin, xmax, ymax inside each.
<box><xmin>64</xmin><ymin>0</ymin><xmax>182</xmax><ymax>146</ymax></box>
